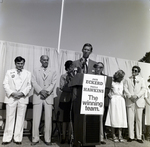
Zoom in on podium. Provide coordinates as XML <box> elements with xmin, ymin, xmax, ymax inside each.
<box><xmin>69</xmin><ymin>73</ymin><xmax>101</xmax><ymax>147</ymax></box>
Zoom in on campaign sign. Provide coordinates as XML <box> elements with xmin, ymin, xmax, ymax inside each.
<box><xmin>80</xmin><ymin>74</ymin><xmax>106</xmax><ymax>115</ymax></box>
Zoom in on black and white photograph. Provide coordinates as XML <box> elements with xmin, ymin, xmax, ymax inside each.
<box><xmin>0</xmin><ymin>0</ymin><xmax>150</xmax><ymax>147</ymax></box>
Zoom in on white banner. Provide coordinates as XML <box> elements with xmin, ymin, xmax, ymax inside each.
<box><xmin>80</xmin><ymin>74</ymin><xmax>106</xmax><ymax>115</ymax></box>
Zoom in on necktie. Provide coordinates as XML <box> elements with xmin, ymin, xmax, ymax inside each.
<box><xmin>43</xmin><ymin>68</ymin><xmax>47</xmax><ymax>77</ymax></box>
<box><xmin>133</xmin><ymin>76</ymin><xmax>136</xmax><ymax>85</ymax></box>
<box><xmin>83</xmin><ymin>59</ymin><xmax>88</xmax><ymax>73</ymax></box>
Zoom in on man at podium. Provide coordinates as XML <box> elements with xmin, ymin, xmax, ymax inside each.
<box><xmin>70</xmin><ymin>55</ymin><xmax>112</xmax><ymax>146</ymax></box>
<box><xmin>71</xmin><ymin>43</ymin><xmax>97</xmax><ymax>147</ymax></box>
<box><xmin>73</xmin><ymin>43</ymin><xmax>96</xmax><ymax>74</ymax></box>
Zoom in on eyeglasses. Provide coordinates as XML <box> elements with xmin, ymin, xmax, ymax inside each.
<box><xmin>132</xmin><ymin>69</ymin><xmax>138</xmax><ymax>73</ymax></box>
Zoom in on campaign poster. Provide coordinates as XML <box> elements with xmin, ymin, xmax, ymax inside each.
<box><xmin>80</xmin><ymin>74</ymin><xmax>106</xmax><ymax>115</ymax></box>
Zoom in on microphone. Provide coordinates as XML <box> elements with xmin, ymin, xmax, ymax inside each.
<box><xmin>80</xmin><ymin>57</ymin><xmax>86</xmax><ymax>64</ymax></box>
<box><xmin>74</xmin><ymin>67</ymin><xmax>78</xmax><ymax>75</ymax></box>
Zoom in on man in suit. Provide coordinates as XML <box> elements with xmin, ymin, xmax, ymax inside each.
<box><xmin>124</xmin><ymin>65</ymin><xmax>146</xmax><ymax>143</ymax></box>
<box><xmin>72</xmin><ymin>44</ymin><xmax>100</xmax><ymax>147</ymax></box>
<box><xmin>94</xmin><ymin>62</ymin><xmax>112</xmax><ymax>144</ymax></box>
<box><xmin>2</xmin><ymin>56</ymin><xmax>32</xmax><ymax>145</ymax></box>
<box><xmin>71</xmin><ymin>44</ymin><xmax>97</xmax><ymax>147</ymax></box>
<box><xmin>73</xmin><ymin>43</ymin><xmax>97</xmax><ymax>74</ymax></box>
<box><xmin>31</xmin><ymin>55</ymin><xmax>57</xmax><ymax>146</ymax></box>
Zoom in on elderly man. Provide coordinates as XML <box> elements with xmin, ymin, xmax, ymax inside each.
<box><xmin>31</xmin><ymin>55</ymin><xmax>57</xmax><ymax>146</ymax></box>
<box><xmin>124</xmin><ymin>66</ymin><xmax>146</xmax><ymax>143</ymax></box>
<box><xmin>2</xmin><ymin>56</ymin><xmax>32</xmax><ymax>145</ymax></box>
<box><xmin>93</xmin><ymin>62</ymin><xmax>112</xmax><ymax>144</ymax></box>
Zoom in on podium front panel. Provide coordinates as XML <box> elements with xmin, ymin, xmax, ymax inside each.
<box><xmin>72</xmin><ymin>85</ymin><xmax>100</xmax><ymax>146</ymax></box>
<box><xmin>85</xmin><ymin>115</ymin><xmax>100</xmax><ymax>143</ymax></box>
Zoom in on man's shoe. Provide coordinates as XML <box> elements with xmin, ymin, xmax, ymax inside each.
<box><xmin>15</xmin><ymin>142</ymin><xmax>22</xmax><ymax>145</ymax></box>
<box><xmin>113</xmin><ymin>136</ymin><xmax>119</xmax><ymax>143</ymax></box>
<box><xmin>31</xmin><ymin>141</ymin><xmax>39</xmax><ymax>146</ymax></box>
<box><xmin>101</xmin><ymin>141</ymin><xmax>106</xmax><ymax>144</ymax></box>
<box><xmin>119</xmin><ymin>139</ymin><xmax>125</xmax><ymax>143</ymax></box>
<box><xmin>127</xmin><ymin>138</ymin><xmax>134</xmax><ymax>142</ymax></box>
<box><xmin>45</xmin><ymin>142</ymin><xmax>52</xmax><ymax>146</ymax></box>
<box><xmin>137</xmin><ymin>139</ymin><xmax>143</xmax><ymax>143</ymax></box>
<box><xmin>2</xmin><ymin>142</ymin><xmax>11</xmax><ymax>145</ymax></box>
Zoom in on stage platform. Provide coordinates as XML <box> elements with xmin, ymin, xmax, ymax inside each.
<box><xmin>0</xmin><ymin>136</ymin><xmax>149</xmax><ymax>147</ymax></box>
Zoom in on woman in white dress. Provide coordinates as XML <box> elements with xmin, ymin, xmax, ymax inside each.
<box><xmin>105</xmin><ymin>70</ymin><xmax>127</xmax><ymax>142</ymax></box>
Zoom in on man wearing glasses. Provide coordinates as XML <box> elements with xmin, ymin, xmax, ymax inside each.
<box><xmin>94</xmin><ymin>62</ymin><xmax>112</xmax><ymax>144</ymax></box>
<box><xmin>124</xmin><ymin>66</ymin><xmax>146</xmax><ymax>143</ymax></box>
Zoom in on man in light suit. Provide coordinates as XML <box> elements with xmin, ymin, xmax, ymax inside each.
<box><xmin>124</xmin><ymin>66</ymin><xmax>146</xmax><ymax>143</ymax></box>
<box><xmin>2</xmin><ymin>56</ymin><xmax>32</xmax><ymax>145</ymax></box>
<box><xmin>31</xmin><ymin>55</ymin><xmax>57</xmax><ymax>146</ymax></box>
<box><xmin>73</xmin><ymin>43</ymin><xmax>97</xmax><ymax>74</ymax></box>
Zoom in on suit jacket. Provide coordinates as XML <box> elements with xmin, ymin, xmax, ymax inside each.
<box><xmin>124</xmin><ymin>75</ymin><xmax>146</xmax><ymax>108</ymax></box>
<box><xmin>95</xmin><ymin>73</ymin><xmax>112</xmax><ymax>107</ymax></box>
<box><xmin>3</xmin><ymin>69</ymin><xmax>32</xmax><ymax>104</ymax></box>
<box><xmin>104</xmin><ymin>76</ymin><xmax>112</xmax><ymax>107</ymax></box>
<box><xmin>73</xmin><ymin>58</ymin><xmax>97</xmax><ymax>74</ymax></box>
<box><xmin>32</xmin><ymin>67</ymin><xmax>57</xmax><ymax>105</ymax></box>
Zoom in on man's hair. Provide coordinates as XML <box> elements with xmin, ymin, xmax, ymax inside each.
<box><xmin>82</xmin><ymin>43</ymin><xmax>93</xmax><ymax>52</ymax></box>
<box><xmin>132</xmin><ymin>66</ymin><xmax>141</xmax><ymax>73</ymax></box>
<box><xmin>40</xmin><ymin>55</ymin><xmax>49</xmax><ymax>61</ymax></box>
<box><xmin>64</xmin><ymin>60</ymin><xmax>73</xmax><ymax>71</ymax></box>
<box><xmin>14</xmin><ymin>56</ymin><xmax>25</xmax><ymax>63</ymax></box>
<box><xmin>93</xmin><ymin>62</ymin><xmax>104</xmax><ymax>68</ymax></box>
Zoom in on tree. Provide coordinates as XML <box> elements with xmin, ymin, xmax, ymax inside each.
<box><xmin>139</xmin><ymin>52</ymin><xmax>150</xmax><ymax>63</ymax></box>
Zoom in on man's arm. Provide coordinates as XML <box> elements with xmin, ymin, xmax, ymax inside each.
<box><xmin>31</xmin><ymin>69</ymin><xmax>42</xmax><ymax>94</ymax></box>
<box><xmin>20</xmin><ymin>72</ymin><xmax>32</xmax><ymax>96</ymax></box>
<box><xmin>136</xmin><ymin>78</ymin><xmax>146</xmax><ymax>98</ymax></box>
<box><xmin>3</xmin><ymin>71</ymin><xmax>15</xmax><ymax>97</ymax></box>
<box><xmin>45</xmin><ymin>71</ymin><xmax>57</xmax><ymax>95</ymax></box>
<box><xmin>123</xmin><ymin>79</ymin><xmax>132</xmax><ymax>99</ymax></box>
<box><xmin>123</xmin><ymin>79</ymin><xmax>136</xmax><ymax>102</ymax></box>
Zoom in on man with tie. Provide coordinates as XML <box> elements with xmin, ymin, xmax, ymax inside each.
<box><xmin>124</xmin><ymin>66</ymin><xmax>146</xmax><ymax>143</ymax></box>
<box><xmin>73</xmin><ymin>43</ymin><xmax>97</xmax><ymax>74</ymax></box>
<box><xmin>71</xmin><ymin>44</ymin><xmax>97</xmax><ymax>147</ymax></box>
<box><xmin>2</xmin><ymin>56</ymin><xmax>32</xmax><ymax>145</ymax></box>
<box><xmin>31</xmin><ymin>55</ymin><xmax>57</xmax><ymax>146</ymax></box>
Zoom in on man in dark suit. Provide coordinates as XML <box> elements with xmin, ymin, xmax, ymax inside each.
<box><xmin>71</xmin><ymin>44</ymin><xmax>97</xmax><ymax>147</ymax></box>
<box><xmin>93</xmin><ymin>62</ymin><xmax>112</xmax><ymax>144</ymax></box>
<box><xmin>73</xmin><ymin>43</ymin><xmax>97</xmax><ymax>74</ymax></box>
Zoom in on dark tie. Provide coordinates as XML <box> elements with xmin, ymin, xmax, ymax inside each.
<box><xmin>133</xmin><ymin>76</ymin><xmax>136</xmax><ymax>85</ymax></box>
<box><xmin>83</xmin><ymin>59</ymin><xmax>88</xmax><ymax>73</ymax></box>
